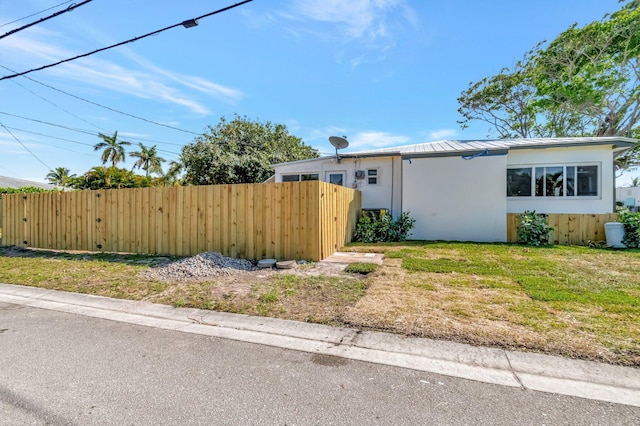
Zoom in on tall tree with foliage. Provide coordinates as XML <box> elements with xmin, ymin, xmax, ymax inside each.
<box><xmin>93</xmin><ymin>131</ymin><xmax>132</xmax><ymax>167</ymax></box>
<box><xmin>129</xmin><ymin>143</ymin><xmax>165</xmax><ymax>177</ymax></box>
<box><xmin>458</xmin><ymin>0</ymin><xmax>640</xmax><ymax>145</ymax></box>
<box><xmin>179</xmin><ymin>115</ymin><xmax>319</xmax><ymax>185</ymax></box>
<box><xmin>69</xmin><ymin>166</ymin><xmax>152</xmax><ymax>190</ymax></box>
<box><xmin>45</xmin><ymin>167</ymin><xmax>76</xmax><ymax>187</ymax></box>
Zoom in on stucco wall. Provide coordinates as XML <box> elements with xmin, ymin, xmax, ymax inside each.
<box><xmin>402</xmin><ymin>155</ymin><xmax>507</xmax><ymax>242</ymax></box>
<box><xmin>273</xmin><ymin>156</ymin><xmax>402</xmax><ymax>216</ymax></box>
<box><xmin>506</xmin><ymin>146</ymin><xmax>616</xmax><ymax>214</ymax></box>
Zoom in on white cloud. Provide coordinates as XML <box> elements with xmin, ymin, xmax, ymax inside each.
<box><xmin>0</xmin><ymin>32</ymin><xmax>243</xmax><ymax>115</ymax></box>
<box><xmin>290</xmin><ymin>0</ymin><xmax>408</xmax><ymax>40</ymax></box>
<box><xmin>282</xmin><ymin>0</ymin><xmax>416</xmax><ymax>65</ymax></box>
<box><xmin>119</xmin><ymin>132</ymin><xmax>150</xmax><ymax>138</ymax></box>
<box><xmin>428</xmin><ymin>129</ymin><xmax>457</xmax><ymax>140</ymax></box>
<box><xmin>348</xmin><ymin>131</ymin><xmax>410</xmax><ymax>149</ymax></box>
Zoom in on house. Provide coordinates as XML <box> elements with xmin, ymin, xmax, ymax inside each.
<box><xmin>616</xmin><ymin>185</ymin><xmax>640</xmax><ymax>212</ymax></box>
<box><xmin>272</xmin><ymin>137</ymin><xmax>637</xmax><ymax>242</ymax></box>
<box><xmin>0</xmin><ymin>175</ymin><xmax>54</xmax><ymax>190</ymax></box>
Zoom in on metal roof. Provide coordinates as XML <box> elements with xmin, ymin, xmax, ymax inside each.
<box><xmin>342</xmin><ymin>137</ymin><xmax>637</xmax><ymax>159</ymax></box>
<box><xmin>271</xmin><ymin>137</ymin><xmax>638</xmax><ymax>166</ymax></box>
<box><xmin>0</xmin><ymin>175</ymin><xmax>55</xmax><ymax>189</ymax></box>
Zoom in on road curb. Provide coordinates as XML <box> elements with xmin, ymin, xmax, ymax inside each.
<box><xmin>1</xmin><ymin>283</ymin><xmax>638</xmax><ymax>407</ymax></box>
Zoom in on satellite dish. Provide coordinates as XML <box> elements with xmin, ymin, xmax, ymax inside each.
<box><xmin>329</xmin><ymin>136</ymin><xmax>349</xmax><ymax>163</ymax></box>
<box><xmin>329</xmin><ymin>136</ymin><xmax>349</xmax><ymax>150</ymax></box>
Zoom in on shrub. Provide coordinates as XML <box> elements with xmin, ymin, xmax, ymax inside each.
<box><xmin>353</xmin><ymin>211</ymin><xmax>415</xmax><ymax>243</ymax></box>
<box><xmin>619</xmin><ymin>209</ymin><xmax>640</xmax><ymax>248</ymax></box>
<box><xmin>0</xmin><ymin>186</ymin><xmax>55</xmax><ymax>194</ymax></box>
<box><xmin>516</xmin><ymin>210</ymin><xmax>553</xmax><ymax>246</ymax></box>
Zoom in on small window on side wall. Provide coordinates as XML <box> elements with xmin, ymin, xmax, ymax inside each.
<box><xmin>282</xmin><ymin>175</ymin><xmax>300</xmax><ymax>182</ymax></box>
<box><xmin>367</xmin><ymin>169</ymin><xmax>378</xmax><ymax>185</ymax></box>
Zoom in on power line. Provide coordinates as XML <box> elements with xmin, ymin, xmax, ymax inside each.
<box><xmin>0</xmin><ymin>121</ymin><xmax>52</xmax><ymax>170</ymax></box>
<box><xmin>5</xmin><ymin>126</ymin><xmax>96</xmax><ymax>148</ymax></box>
<box><xmin>0</xmin><ymin>0</ymin><xmax>95</xmax><ymax>41</ymax></box>
<box><xmin>7</xmin><ymin>74</ymin><xmax>104</xmax><ymax>131</ymax></box>
<box><xmin>0</xmin><ymin>1</ymin><xmax>74</xmax><ymax>29</ymax></box>
<box><xmin>0</xmin><ymin>111</ymin><xmax>186</xmax><ymax>149</ymax></box>
<box><xmin>5</xmin><ymin>126</ymin><xmax>181</xmax><ymax>156</ymax></box>
<box><xmin>0</xmin><ymin>0</ymin><xmax>254</xmax><ymax>81</ymax></box>
<box><xmin>0</xmin><ymin>66</ymin><xmax>202</xmax><ymax>136</ymax></box>
<box><xmin>0</xmin><ymin>110</ymin><xmax>97</xmax><ymax>136</ymax></box>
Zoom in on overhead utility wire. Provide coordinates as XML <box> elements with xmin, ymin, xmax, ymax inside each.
<box><xmin>4</xmin><ymin>126</ymin><xmax>181</xmax><ymax>156</ymax></box>
<box><xmin>0</xmin><ymin>65</ymin><xmax>201</xmax><ymax>136</ymax></box>
<box><xmin>8</xmin><ymin>73</ymin><xmax>104</xmax><ymax>131</ymax></box>
<box><xmin>0</xmin><ymin>0</ymin><xmax>254</xmax><ymax>82</ymax></box>
<box><xmin>0</xmin><ymin>111</ymin><xmax>187</xmax><ymax>148</ymax></box>
<box><xmin>0</xmin><ymin>1</ymin><xmax>74</xmax><ymax>29</ymax></box>
<box><xmin>0</xmin><ymin>121</ymin><xmax>52</xmax><ymax>170</ymax></box>
<box><xmin>0</xmin><ymin>0</ymin><xmax>95</xmax><ymax>41</ymax></box>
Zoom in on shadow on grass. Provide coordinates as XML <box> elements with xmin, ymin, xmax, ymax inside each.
<box><xmin>0</xmin><ymin>245</ymin><xmax>181</xmax><ymax>267</ymax></box>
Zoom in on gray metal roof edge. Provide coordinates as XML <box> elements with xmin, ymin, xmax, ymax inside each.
<box><xmin>271</xmin><ymin>156</ymin><xmax>334</xmax><ymax>167</ymax></box>
<box><xmin>401</xmin><ymin>148</ymin><xmax>509</xmax><ymax>159</ymax></box>
<box><xmin>272</xmin><ymin>137</ymin><xmax>638</xmax><ymax>166</ymax></box>
<box><xmin>507</xmin><ymin>139</ymin><xmax>637</xmax><ymax>151</ymax></box>
<box><xmin>340</xmin><ymin>152</ymin><xmax>401</xmax><ymax>159</ymax></box>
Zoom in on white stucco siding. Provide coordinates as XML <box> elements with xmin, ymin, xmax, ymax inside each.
<box><xmin>402</xmin><ymin>155</ymin><xmax>507</xmax><ymax>242</ymax></box>
<box><xmin>506</xmin><ymin>145</ymin><xmax>616</xmax><ymax>214</ymax></box>
<box><xmin>273</xmin><ymin>156</ymin><xmax>402</xmax><ymax>216</ymax></box>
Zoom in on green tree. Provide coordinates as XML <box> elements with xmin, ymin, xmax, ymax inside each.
<box><xmin>458</xmin><ymin>0</ymin><xmax>640</xmax><ymax>144</ymax></box>
<box><xmin>129</xmin><ymin>143</ymin><xmax>165</xmax><ymax>177</ymax></box>
<box><xmin>45</xmin><ymin>167</ymin><xmax>76</xmax><ymax>187</ymax></box>
<box><xmin>69</xmin><ymin>166</ymin><xmax>152</xmax><ymax>190</ymax></box>
<box><xmin>93</xmin><ymin>131</ymin><xmax>132</xmax><ymax>167</ymax></box>
<box><xmin>160</xmin><ymin>161</ymin><xmax>183</xmax><ymax>186</ymax></box>
<box><xmin>179</xmin><ymin>115</ymin><xmax>319</xmax><ymax>185</ymax></box>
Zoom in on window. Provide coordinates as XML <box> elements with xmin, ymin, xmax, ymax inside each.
<box><xmin>281</xmin><ymin>173</ymin><xmax>318</xmax><ymax>182</ymax></box>
<box><xmin>367</xmin><ymin>169</ymin><xmax>378</xmax><ymax>185</ymax></box>
<box><xmin>328</xmin><ymin>173</ymin><xmax>344</xmax><ymax>186</ymax></box>
<box><xmin>507</xmin><ymin>164</ymin><xmax>599</xmax><ymax>197</ymax></box>
<box><xmin>301</xmin><ymin>173</ymin><xmax>319</xmax><ymax>181</ymax></box>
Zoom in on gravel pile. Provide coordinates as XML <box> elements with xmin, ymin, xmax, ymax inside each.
<box><xmin>140</xmin><ymin>252</ymin><xmax>257</xmax><ymax>281</ymax></box>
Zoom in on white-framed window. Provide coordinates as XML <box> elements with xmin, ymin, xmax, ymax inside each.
<box><xmin>507</xmin><ymin>164</ymin><xmax>599</xmax><ymax>197</ymax></box>
<box><xmin>367</xmin><ymin>169</ymin><xmax>378</xmax><ymax>185</ymax></box>
<box><xmin>326</xmin><ymin>172</ymin><xmax>345</xmax><ymax>186</ymax></box>
<box><xmin>281</xmin><ymin>173</ymin><xmax>319</xmax><ymax>182</ymax></box>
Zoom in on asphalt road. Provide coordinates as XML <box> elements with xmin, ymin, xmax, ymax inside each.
<box><xmin>1</xmin><ymin>302</ymin><xmax>639</xmax><ymax>425</ymax></box>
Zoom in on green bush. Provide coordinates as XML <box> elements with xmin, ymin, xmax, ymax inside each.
<box><xmin>516</xmin><ymin>210</ymin><xmax>553</xmax><ymax>246</ymax></box>
<box><xmin>353</xmin><ymin>211</ymin><xmax>415</xmax><ymax>243</ymax></box>
<box><xmin>619</xmin><ymin>209</ymin><xmax>640</xmax><ymax>248</ymax></box>
<box><xmin>0</xmin><ymin>186</ymin><xmax>55</xmax><ymax>194</ymax></box>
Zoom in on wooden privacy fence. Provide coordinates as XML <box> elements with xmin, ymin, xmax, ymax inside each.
<box><xmin>0</xmin><ymin>182</ymin><xmax>362</xmax><ymax>261</ymax></box>
<box><xmin>507</xmin><ymin>213</ymin><xmax>619</xmax><ymax>245</ymax></box>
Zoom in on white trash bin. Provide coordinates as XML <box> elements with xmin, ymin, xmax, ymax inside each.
<box><xmin>604</xmin><ymin>222</ymin><xmax>626</xmax><ymax>248</ymax></box>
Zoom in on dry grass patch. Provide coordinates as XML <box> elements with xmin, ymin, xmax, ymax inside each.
<box><xmin>3</xmin><ymin>243</ymin><xmax>639</xmax><ymax>366</ymax></box>
<box><xmin>343</xmin><ymin>243</ymin><xmax>640</xmax><ymax>366</ymax></box>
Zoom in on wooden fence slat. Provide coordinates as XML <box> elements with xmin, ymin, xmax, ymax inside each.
<box><xmin>1</xmin><ymin>183</ymin><xmax>361</xmax><ymax>261</ymax></box>
<box><xmin>507</xmin><ymin>213</ymin><xmax>620</xmax><ymax>245</ymax></box>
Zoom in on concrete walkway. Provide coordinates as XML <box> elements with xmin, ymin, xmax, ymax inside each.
<box><xmin>0</xmin><ymin>283</ymin><xmax>638</xmax><ymax>408</ymax></box>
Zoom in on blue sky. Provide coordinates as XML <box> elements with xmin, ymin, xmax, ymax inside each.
<box><xmin>1</xmin><ymin>0</ymin><xmax>637</xmax><ymax>185</ymax></box>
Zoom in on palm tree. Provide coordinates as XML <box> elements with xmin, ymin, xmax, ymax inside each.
<box><xmin>129</xmin><ymin>143</ymin><xmax>165</xmax><ymax>177</ymax></box>
<box><xmin>83</xmin><ymin>166</ymin><xmax>112</xmax><ymax>190</ymax></box>
<box><xmin>45</xmin><ymin>167</ymin><xmax>76</xmax><ymax>187</ymax></box>
<box><xmin>160</xmin><ymin>161</ymin><xmax>183</xmax><ymax>186</ymax></box>
<box><xmin>93</xmin><ymin>131</ymin><xmax>131</xmax><ymax>167</ymax></box>
<box><xmin>631</xmin><ymin>177</ymin><xmax>640</xmax><ymax>187</ymax></box>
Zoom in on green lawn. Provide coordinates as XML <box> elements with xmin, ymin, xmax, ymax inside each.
<box><xmin>342</xmin><ymin>242</ymin><xmax>640</xmax><ymax>366</ymax></box>
<box><xmin>1</xmin><ymin>242</ymin><xmax>639</xmax><ymax>366</ymax></box>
